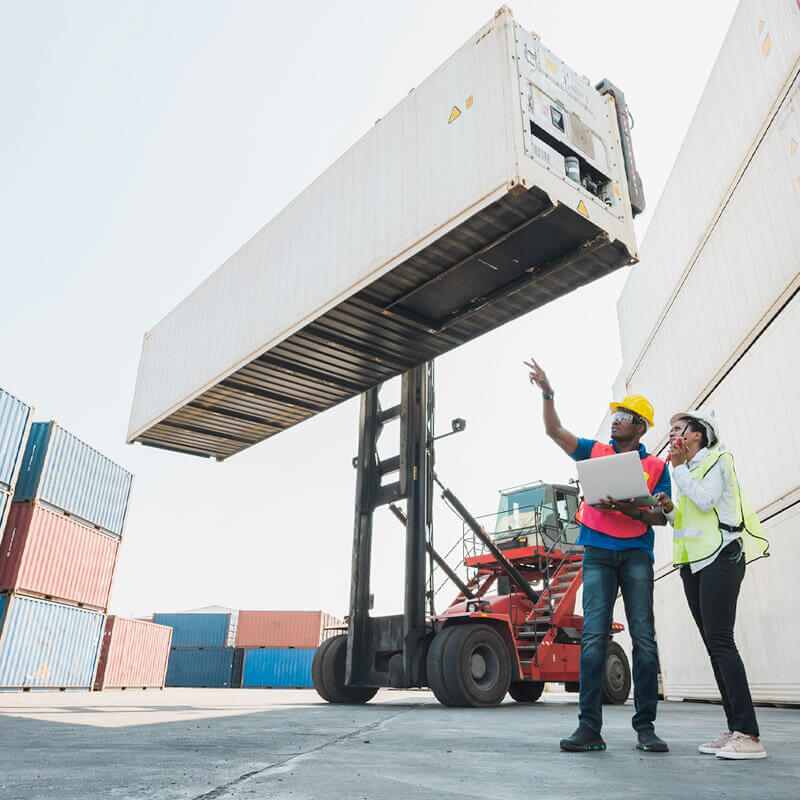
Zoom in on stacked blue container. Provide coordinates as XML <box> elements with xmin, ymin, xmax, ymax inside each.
<box><xmin>156</xmin><ymin>612</ymin><xmax>243</xmax><ymax>688</ymax></box>
<box><xmin>0</xmin><ymin>419</ymin><xmax>134</xmax><ymax>690</ymax></box>
<box><xmin>0</xmin><ymin>388</ymin><xmax>33</xmax><ymax>539</ymax></box>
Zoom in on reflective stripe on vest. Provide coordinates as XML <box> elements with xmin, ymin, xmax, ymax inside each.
<box><xmin>576</xmin><ymin>441</ymin><xmax>666</xmax><ymax>539</ymax></box>
<box><xmin>673</xmin><ymin>451</ymin><xmax>770</xmax><ymax>566</ymax></box>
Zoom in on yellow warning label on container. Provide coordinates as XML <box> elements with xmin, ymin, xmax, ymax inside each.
<box><xmin>448</xmin><ymin>106</ymin><xmax>461</xmax><ymax>124</ymax></box>
<box><xmin>546</xmin><ymin>57</ymin><xmax>558</xmax><ymax>76</ymax></box>
<box><xmin>792</xmin><ymin>139</ymin><xmax>798</xmax><ymax>154</ymax></box>
<box><xmin>758</xmin><ymin>20</ymin><xmax>765</xmax><ymax>34</ymax></box>
<box><xmin>576</xmin><ymin>200</ymin><xmax>589</xmax><ymax>218</ymax></box>
<box><xmin>762</xmin><ymin>33</ymin><xmax>772</xmax><ymax>59</ymax></box>
<box><xmin>466</xmin><ymin>95</ymin><xmax>474</xmax><ymax>109</ymax></box>
<box><xmin>614</xmin><ymin>185</ymin><xmax>621</xmax><ymax>198</ymax></box>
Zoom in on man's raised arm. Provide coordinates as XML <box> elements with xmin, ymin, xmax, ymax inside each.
<box><xmin>524</xmin><ymin>357</ymin><xmax>579</xmax><ymax>455</ymax></box>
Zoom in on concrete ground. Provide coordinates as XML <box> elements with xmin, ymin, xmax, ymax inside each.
<box><xmin>0</xmin><ymin>689</ymin><xmax>796</xmax><ymax>800</ymax></box>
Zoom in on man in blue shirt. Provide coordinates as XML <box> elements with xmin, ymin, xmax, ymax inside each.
<box><xmin>525</xmin><ymin>357</ymin><xmax>670</xmax><ymax>754</ymax></box>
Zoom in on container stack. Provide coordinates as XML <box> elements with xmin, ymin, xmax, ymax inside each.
<box><xmin>236</xmin><ymin>610</ymin><xmax>341</xmax><ymax>688</ymax></box>
<box><xmin>0</xmin><ymin>421</ymin><xmax>133</xmax><ymax>690</ymax></box>
<box><xmin>158</xmin><ymin>611</ymin><xmax>243</xmax><ymax>688</ymax></box>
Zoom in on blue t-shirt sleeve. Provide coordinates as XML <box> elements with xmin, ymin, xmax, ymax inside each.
<box><xmin>653</xmin><ymin>463</ymin><xmax>671</xmax><ymax>496</ymax></box>
<box><xmin>569</xmin><ymin>437</ymin><xmax>596</xmax><ymax>462</ymax></box>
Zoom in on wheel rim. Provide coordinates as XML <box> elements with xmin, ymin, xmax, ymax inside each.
<box><xmin>605</xmin><ymin>654</ymin><xmax>626</xmax><ymax>694</ymax></box>
<box><xmin>468</xmin><ymin>643</ymin><xmax>499</xmax><ymax>689</ymax></box>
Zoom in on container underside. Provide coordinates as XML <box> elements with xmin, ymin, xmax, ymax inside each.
<box><xmin>134</xmin><ymin>188</ymin><xmax>633</xmax><ymax>459</ymax></box>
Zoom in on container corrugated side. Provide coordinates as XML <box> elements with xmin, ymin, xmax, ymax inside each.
<box><xmin>165</xmin><ymin>647</ymin><xmax>235</xmax><ymax>687</ymax></box>
<box><xmin>241</xmin><ymin>648</ymin><xmax>315</xmax><ymax>688</ymax></box>
<box><xmin>126</xmin><ymin>11</ymin><xmax>638</xmax><ymax>462</ymax></box>
<box><xmin>655</xmin><ymin>504</ymin><xmax>800</xmax><ymax>704</ymax></box>
<box><xmin>235</xmin><ymin>610</ymin><xmax>341</xmax><ymax>648</ymax></box>
<box><xmin>94</xmin><ymin>616</ymin><xmax>172</xmax><ymax>690</ymax></box>
<box><xmin>0</xmin><ymin>387</ymin><xmax>33</xmax><ymax>493</ymax></box>
<box><xmin>153</xmin><ymin>613</ymin><xmax>231</xmax><ymax>648</ymax></box>
<box><xmin>14</xmin><ymin>422</ymin><xmax>134</xmax><ymax>538</ymax></box>
<box><xmin>0</xmin><ymin>595</ymin><xmax>104</xmax><ymax>689</ymax></box>
<box><xmin>622</xmin><ymin>70</ymin><xmax>800</xmax><ymax>430</ymax></box>
<box><xmin>0</xmin><ymin>503</ymin><xmax>120</xmax><ymax>610</ymax></box>
<box><xmin>617</xmin><ymin>0</ymin><xmax>800</xmax><ymax>366</ymax></box>
<box><xmin>651</xmin><ymin>289</ymin><xmax>800</xmax><ymax>572</ymax></box>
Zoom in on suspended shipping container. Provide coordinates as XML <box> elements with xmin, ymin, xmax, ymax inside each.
<box><xmin>165</xmin><ymin>647</ymin><xmax>243</xmax><ymax>688</ymax></box>
<box><xmin>93</xmin><ymin>616</ymin><xmax>172</xmax><ymax>690</ymax></box>
<box><xmin>241</xmin><ymin>648</ymin><xmax>315</xmax><ymax>688</ymax></box>
<box><xmin>153</xmin><ymin>612</ymin><xmax>232</xmax><ymax>648</ymax></box>
<box><xmin>235</xmin><ymin>610</ymin><xmax>340</xmax><ymax>649</ymax></box>
<box><xmin>14</xmin><ymin>422</ymin><xmax>134</xmax><ymax>538</ymax></box>
<box><xmin>617</xmin><ymin>0</ymin><xmax>800</xmax><ymax>366</ymax></box>
<box><xmin>0</xmin><ymin>502</ymin><xmax>120</xmax><ymax>610</ymax></box>
<box><xmin>0</xmin><ymin>594</ymin><xmax>104</xmax><ymax>690</ymax></box>
<box><xmin>127</xmin><ymin>7</ymin><xmax>644</xmax><ymax>461</ymax></box>
<box><xmin>0</xmin><ymin>387</ymin><xmax>33</xmax><ymax>540</ymax></box>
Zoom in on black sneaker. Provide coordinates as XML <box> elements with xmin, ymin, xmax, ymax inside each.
<box><xmin>559</xmin><ymin>725</ymin><xmax>606</xmax><ymax>752</ymax></box>
<box><xmin>636</xmin><ymin>729</ymin><xmax>669</xmax><ymax>752</ymax></box>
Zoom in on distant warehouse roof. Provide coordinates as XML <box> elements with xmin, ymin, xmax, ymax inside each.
<box><xmin>127</xmin><ymin>12</ymin><xmax>639</xmax><ymax>460</ymax></box>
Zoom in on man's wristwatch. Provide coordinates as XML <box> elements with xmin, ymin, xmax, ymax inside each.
<box><xmin>542</xmin><ymin>391</ymin><xmax>554</xmax><ymax>401</ymax></box>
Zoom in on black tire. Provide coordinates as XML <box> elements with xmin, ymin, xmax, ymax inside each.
<box><xmin>508</xmin><ymin>680</ymin><xmax>544</xmax><ymax>703</ymax></box>
<box><xmin>564</xmin><ymin>681</ymin><xmax>580</xmax><ymax>693</ymax></box>
<box><xmin>320</xmin><ymin>635</ymin><xmax>378</xmax><ymax>705</ymax></box>
<box><xmin>311</xmin><ymin>636</ymin><xmax>338</xmax><ymax>702</ymax></box>
<box><xmin>603</xmin><ymin>640</ymin><xmax>631</xmax><ymax>704</ymax></box>
<box><xmin>426</xmin><ymin>627</ymin><xmax>459</xmax><ymax>706</ymax></box>
<box><xmin>441</xmin><ymin>624</ymin><xmax>511</xmax><ymax>708</ymax></box>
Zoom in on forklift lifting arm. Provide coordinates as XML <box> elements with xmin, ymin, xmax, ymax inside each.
<box><xmin>433</xmin><ymin>474</ymin><xmax>541</xmax><ymax>607</ymax></box>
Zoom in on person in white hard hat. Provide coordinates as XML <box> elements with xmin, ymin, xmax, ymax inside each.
<box><xmin>655</xmin><ymin>410</ymin><xmax>769</xmax><ymax>761</ymax></box>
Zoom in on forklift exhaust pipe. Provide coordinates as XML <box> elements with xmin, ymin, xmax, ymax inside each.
<box><xmin>433</xmin><ymin>475</ymin><xmax>541</xmax><ymax>607</ymax></box>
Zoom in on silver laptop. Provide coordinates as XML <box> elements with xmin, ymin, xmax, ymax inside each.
<box><xmin>576</xmin><ymin>450</ymin><xmax>658</xmax><ymax>507</ymax></box>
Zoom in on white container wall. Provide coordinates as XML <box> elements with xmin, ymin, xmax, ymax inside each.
<box><xmin>611</xmin><ymin>0</ymin><xmax>800</xmax><ymax>703</ymax></box>
<box><xmin>127</xmin><ymin>8</ymin><xmax>641</xmax><ymax>460</ymax></box>
<box><xmin>655</xmin><ymin>504</ymin><xmax>800</xmax><ymax>704</ymax></box>
<box><xmin>618</xmin><ymin>0</ymin><xmax>800</xmax><ymax>367</ymax></box>
<box><xmin>626</xmin><ymin>70</ymin><xmax>800</xmax><ymax>435</ymax></box>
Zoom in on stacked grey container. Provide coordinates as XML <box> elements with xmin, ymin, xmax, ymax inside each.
<box><xmin>0</xmin><ymin>419</ymin><xmax>134</xmax><ymax>690</ymax></box>
<box><xmin>0</xmin><ymin>388</ymin><xmax>33</xmax><ymax>540</ymax></box>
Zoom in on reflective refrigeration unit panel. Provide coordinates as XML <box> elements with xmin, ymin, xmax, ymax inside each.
<box><xmin>128</xmin><ymin>8</ymin><xmax>643</xmax><ymax>460</ymax></box>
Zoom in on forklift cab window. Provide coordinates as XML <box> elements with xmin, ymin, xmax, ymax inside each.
<box><xmin>494</xmin><ymin>485</ymin><xmax>545</xmax><ymax>535</ymax></box>
<box><xmin>557</xmin><ymin>489</ymin><xmax>581</xmax><ymax>546</ymax></box>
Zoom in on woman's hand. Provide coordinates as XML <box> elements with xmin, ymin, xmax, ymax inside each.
<box><xmin>669</xmin><ymin>440</ymin><xmax>691</xmax><ymax>467</ymax></box>
<box><xmin>654</xmin><ymin>492</ymin><xmax>674</xmax><ymax>514</ymax></box>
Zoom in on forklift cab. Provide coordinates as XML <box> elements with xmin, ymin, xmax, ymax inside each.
<box><xmin>493</xmin><ymin>482</ymin><xmax>581</xmax><ymax>553</ymax></box>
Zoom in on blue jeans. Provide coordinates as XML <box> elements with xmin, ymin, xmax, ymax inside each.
<box><xmin>579</xmin><ymin>546</ymin><xmax>659</xmax><ymax>732</ymax></box>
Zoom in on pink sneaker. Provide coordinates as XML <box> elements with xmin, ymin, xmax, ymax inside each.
<box><xmin>698</xmin><ymin>731</ymin><xmax>732</xmax><ymax>754</ymax></box>
<box><xmin>716</xmin><ymin>731</ymin><xmax>767</xmax><ymax>760</ymax></box>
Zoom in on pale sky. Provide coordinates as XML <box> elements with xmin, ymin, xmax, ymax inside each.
<box><xmin>1</xmin><ymin>1</ymin><xmax>737</xmax><ymax>618</ymax></box>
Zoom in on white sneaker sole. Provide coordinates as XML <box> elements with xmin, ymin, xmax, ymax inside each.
<box><xmin>698</xmin><ymin>746</ymin><xmax>721</xmax><ymax>754</ymax></box>
<box><xmin>716</xmin><ymin>750</ymin><xmax>767</xmax><ymax>760</ymax></box>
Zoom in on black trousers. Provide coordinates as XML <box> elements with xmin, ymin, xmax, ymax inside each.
<box><xmin>680</xmin><ymin>541</ymin><xmax>759</xmax><ymax>736</ymax></box>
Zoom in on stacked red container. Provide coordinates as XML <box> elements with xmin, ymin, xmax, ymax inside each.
<box><xmin>235</xmin><ymin>610</ymin><xmax>342</xmax><ymax>649</ymax></box>
<box><xmin>0</xmin><ymin>503</ymin><xmax>119</xmax><ymax>609</ymax></box>
<box><xmin>94</xmin><ymin>616</ymin><xmax>173</xmax><ymax>690</ymax></box>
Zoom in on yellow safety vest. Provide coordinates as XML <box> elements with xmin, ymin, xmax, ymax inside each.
<box><xmin>673</xmin><ymin>451</ymin><xmax>770</xmax><ymax>567</ymax></box>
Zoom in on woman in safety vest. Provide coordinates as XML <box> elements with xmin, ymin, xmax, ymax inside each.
<box><xmin>655</xmin><ymin>411</ymin><xmax>769</xmax><ymax>760</ymax></box>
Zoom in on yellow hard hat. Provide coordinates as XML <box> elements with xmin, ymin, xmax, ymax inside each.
<box><xmin>610</xmin><ymin>394</ymin><xmax>655</xmax><ymax>428</ymax></box>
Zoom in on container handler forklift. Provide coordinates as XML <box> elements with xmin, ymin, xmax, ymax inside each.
<box><xmin>311</xmin><ymin>361</ymin><xmax>632</xmax><ymax>707</ymax></box>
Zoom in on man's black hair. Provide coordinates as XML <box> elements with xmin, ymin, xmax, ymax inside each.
<box><xmin>684</xmin><ymin>418</ymin><xmax>709</xmax><ymax>449</ymax></box>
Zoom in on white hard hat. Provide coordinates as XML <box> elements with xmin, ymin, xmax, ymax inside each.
<box><xmin>670</xmin><ymin>410</ymin><xmax>719</xmax><ymax>449</ymax></box>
